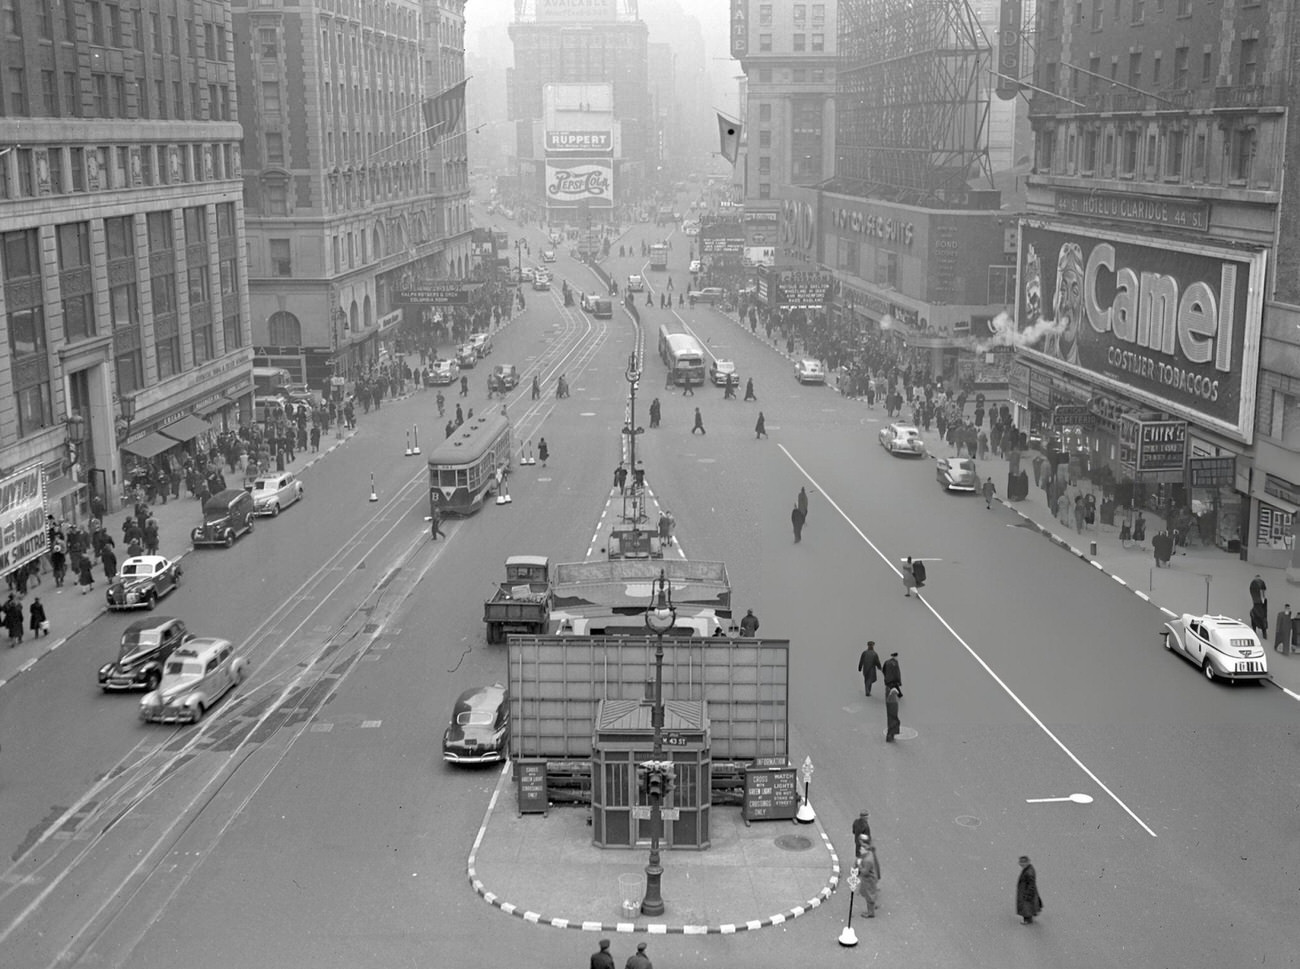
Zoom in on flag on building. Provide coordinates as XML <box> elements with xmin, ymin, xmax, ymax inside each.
<box><xmin>423</xmin><ymin>80</ymin><xmax>468</xmax><ymax>149</ymax></box>
<box><xmin>717</xmin><ymin>113</ymin><xmax>742</xmax><ymax>164</ymax></box>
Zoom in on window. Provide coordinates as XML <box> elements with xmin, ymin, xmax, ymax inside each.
<box><xmin>203</xmin><ymin>22</ymin><xmax>214</xmax><ymax>59</ymax></box>
<box><xmin>89</xmin><ymin>1</ymin><xmax>103</xmax><ymax>43</ymax></box>
<box><xmin>1201</xmin><ymin>49</ymin><xmax>1213</xmax><ymax>82</ymax></box>
<box><xmin>107</xmin><ymin>3</ymin><xmax>121</xmax><ymax>45</ymax></box>
<box><xmin>112</xmin><ymin>75</ymin><xmax>126</xmax><ymax>116</ymax></box>
<box><xmin>47</xmin><ymin>148</ymin><xmax>63</xmax><ymax>193</ymax></box>
<box><xmin>759</xmin><ymin>102</ymin><xmax>772</xmax><ymax>122</ymax></box>
<box><xmin>270</xmin><ymin>238</ymin><xmax>291</xmax><ymax>276</ymax></box>
<box><xmin>1122</xmin><ymin>129</ymin><xmax>1138</xmax><ymax>174</ymax></box>
<box><xmin>110</xmin><ymin>282</ymin><xmax>137</xmax><ymax>328</ymax></box>
<box><xmin>173</xmin><ymin>80</ymin><xmax>183</xmax><ymax>119</ymax></box>
<box><xmin>263</xmin><ymin>80</ymin><xmax>281</xmax><ymax>113</ymax></box>
<box><xmin>151</xmin><ymin>12</ymin><xmax>161</xmax><ymax>52</ymax></box>
<box><xmin>8</xmin><ymin>67</ymin><xmax>25</xmax><ymax>114</ymax></box>
<box><xmin>156</xmin><ymin>331</ymin><xmax>180</xmax><ymax>378</ymax></box>
<box><xmin>1165</xmin><ymin>129</ymin><xmax>1184</xmax><ymax>177</ymax></box>
<box><xmin>1152</xmin><ymin>54</ymin><xmax>1162</xmax><ymax>85</ymax></box>
<box><xmin>151</xmin><ymin>272</ymin><xmax>175</xmax><ymax>314</ymax></box>
<box><xmin>794</xmin><ymin>4</ymin><xmax>806</xmax><ymax>22</ymax></box>
<box><xmin>793</xmin><ymin>68</ymin><xmax>807</xmax><ymax>82</ymax></box>
<box><xmin>69</xmin><ymin>147</ymin><xmax>85</xmax><ymax>191</ymax></box>
<box><xmin>759</xmin><ymin>33</ymin><xmax>772</xmax><ymax>52</ymax></box>
<box><xmin>757</xmin><ymin>68</ymin><xmax>772</xmax><ymax>83</ymax></box>
<box><xmin>260</xmin><ymin>27</ymin><xmax>277</xmax><ymax>57</ymax></box>
<box><xmin>265</xmin><ymin>132</ymin><xmax>284</xmax><ymax>165</ymax></box>
<box><xmin>148</xmin><ymin>211</ymin><xmax>172</xmax><ymax>250</ymax></box>
<box><xmin>63</xmin><ymin>292</ymin><xmax>94</xmax><ymax>342</ymax></box>
<box><xmin>758</xmin><ymin>183</ymin><xmax>771</xmax><ymax>199</ymax></box>
<box><xmin>64</xmin><ymin>72</ymin><xmax>79</xmax><ymax>117</ymax></box>
<box><xmin>1088</xmin><ymin>56</ymin><xmax>1101</xmax><ymax>93</ymax></box>
<box><xmin>1230</xmin><ymin>127</ymin><xmax>1254</xmax><ymax>181</ymax></box>
<box><xmin>223</xmin><ymin>312</ymin><xmax>242</xmax><ymax>349</ymax></box>
<box><xmin>216</xmin><ymin>202</ymin><xmax>235</xmax><ymax>238</ymax></box>
<box><xmin>135</xmin><ymin>79</ymin><xmax>147</xmax><ymax>116</ymax></box>
<box><xmin>265</xmin><ymin>181</ymin><xmax>288</xmax><ymax>216</ymax></box>
<box><xmin>1083</xmin><ymin>128</ymin><xmax>1098</xmax><ymax>171</ymax></box>
<box><xmin>183</xmin><ymin>206</ymin><xmax>206</xmax><ymax>246</ymax></box>
<box><xmin>812</xmin><ymin>3</ymin><xmax>825</xmax><ymax>22</ymax></box>
<box><xmin>811</xmin><ymin>33</ymin><xmax>824</xmax><ymax>52</ymax></box>
<box><xmin>37</xmin><ymin>2</ymin><xmax>50</xmax><ymax>37</ymax></box>
<box><xmin>7</xmin><ymin>305</ymin><xmax>45</xmax><ymax>356</ymax></box>
<box><xmin>219</xmin><ymin>256</ymin><xmax>237</xmax><ymax>296</ymax></box>
<box><xmin>2</xmin><ymin>228</ymin><xmax>38</xmax><ymax>279</ymax></box>
<box><xmin>1131</xmin><ymin>0</ymin><xmax>1143</xmax><ymax>21</ymax></box>
<box><xmin>14</xmin><ymin>378</ymin><xmax>53</xmax><ymax>436</ymax></box>
<box><xmin>187</xmin><ymin>263</ymin><xmax>209</xmax><ymax>304</ymax></box>
<box><xmin>875</xmin><ymin>251</ymin><xmax>898</xmax><ymax>288</ymax></box>
<box><xmin>169</xmin><ymin>14</ymin><xmax>178</xmax><ymax>53</ymax></box>
<box><xmin>57</xmin><ymin>222</ymin><xmax>91</xmax><ymax>269</ymax></box>
<box><xmin>1128</xmin><ymin>52</ymin><xmax>1141</xmax><ymax>87</ymax></box>
<box><xmin>131</xmin><ymin>8</ymin><xmax>141</xmax><ymax>49</ymax></box>
<box><xmin>106</xmin><ymin>215</ymin><xmax>134</xmax><ymax>260</ymax></box>
<box><xmin>40</xmin><ymin>70</ymin><xmax>56</xmax><ymax>115</ymax></box>
<box><xmin>812</xmin><ymin>69</ymin><xmax>825</xmax><ymax>82</ymax></box>
<box><xmin>1174</xmin><ymin>46</ymin><xmax>1189</xmax><ymax>86</ymax></box>
<box><xmin>793</xmin><ymin>34</ymin><xmax>805</xmax><ymax>52</ymax></box>
<box><xmin>191</xmin><ymin>317</ymin><xmax>213</xmax><ymax>364</ymax></box>
<box><xmin>1176</xmin><ymin>0</ymin><xmax>1190</xmax><ymax>14</ymax></box>
<box><xmin>216</xmin><ymin>25</ymin><xmax>225</xmax><ymax>60</ymax></box>
<box><xmin>116</xmin><ymin>346</ymin><xmax>143</xmax><ymax>395</ymax></box>
<box><xmin>91</xmin><ymin>74</ymin><xmax>107</xmax><ymax>115</ymax></box>
<box><xmin>758</xmin><ymin>3</ymin><xmax>772</xmax><ymax>25</ymax></box>
<box><xmin>1092</xmin><ymin>0</ymin><xmax>1103</xmax><ymax>29</ymax></box>
<box><xmin>1239</xmin><ymin>38</ymin><xmax>1258</xmax><ymax>86</ymax></box>
<box><xmin>14</xmin><ymin>148</ymin><xmax>33</xmax><ymax>195</ymax></box>
<box><xmin>758</xmin><ymin>156</ymin><xmax>771</xmax><ymax>175</ymax></box>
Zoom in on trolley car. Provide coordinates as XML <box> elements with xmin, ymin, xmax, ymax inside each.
<box><xmin>428</xmin><ymin>413</ymin><xmax>513</xmax><ymax>517</ymax></box>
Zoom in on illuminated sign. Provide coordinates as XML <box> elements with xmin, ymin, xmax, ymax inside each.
<box><xmin>769</xmin><ymin>268</ymin><xmax>833</xmax><ymax>310</ymax></box>
<box><xmin>1016</xmin><ymin>221</ymin><xmax>1264</xmax><ymax>441</ymax></box>
<box><xmin>780</xmin><ymin>198</ymin><xmax>817</xmax><ymax>254</ymax></box>
<box><xmin>730</xmin><ymin>0</ymin><xmax>748</xmax><ymax>58</ymax></box>
<box><xmin>996</xmin><ymin>0</ymin><xmax>1022</xmax><ymax>100</ymax></box>
<box><xmin>831</xmin><ymin>205</ymin><xmax>915</xmax><ymax>248</ymax></box>
<box><xmin>545</xmin><ymin>158</ymin><xmax>613</xmax><ymax>207</ymax></box>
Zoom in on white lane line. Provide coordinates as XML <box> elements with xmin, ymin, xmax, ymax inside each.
<box><xmin>778</xmin><ymin>444</ymin><xmax>1159</xmax><ymax>839</ymax></box>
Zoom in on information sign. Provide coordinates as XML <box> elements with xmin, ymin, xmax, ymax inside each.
<box><xmin>516</xmin><ymin>760</ymin><xmax>548</xmax><ymax>815</ymax></box>
<box><xmin>397</xmin><ymin>282</ymin><xmax>475</xmax><ymax>306</ymax></box>
<box><xmin>1189</xmin><ymin>456</ymin><xmax>1236</xmax><ymax>488</ymax></box>
<box><xmin>742</xmin><ymin>765</ymin><xmax>799</xmax><ymax>822</ymax></box>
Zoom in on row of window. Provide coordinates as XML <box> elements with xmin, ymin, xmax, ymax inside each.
<box><xmin>1044</xmin><ymin>0</ymin><xmax>1259</xmax><ymax>33</ymax></box>
<box><xmin>1039</xmin><ymin>120</ymin><xmax>1256</xmax><ymax>183</ymax></box>
<box><xmin>0</xmin><ymin>141</ymin><xmax>238</xmax><ymax>201</ymax></box>
<box><xmin>757</xmin><ymin>3</ymin><xmax>828</xmax><ymax>26</ymax></box>
<box><xmin>0</xmin><ymin>0</ymin><xmax>229</xmax><ymax>62</ymax></box>
<box><xmin>755</xmin><ymin>33</ymin><xmax>827</xmax><ymax>54</ymax></box>
<box><xmin>0</xmin><ymin>67</ymin><xmax>233</xmax><ymax>122</ymax></box>
<box><xmin>756</xmin><ymin>68</ymin><xmax>832</xmax><ymax>85</ymax></box>
<box><xmin>1041</xmin><ymin>39</ymin><xmax>1260</xmax><ymax>94</ymax></box>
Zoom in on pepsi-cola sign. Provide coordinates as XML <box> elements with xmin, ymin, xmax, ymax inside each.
<box><xmin>1015</xmin><ymin>220</ymin><xmax>1265</xmax><ymax>441</ymax></box>
<box><xmin>545</xmin><ymin>158</ymin><xmax>613</xmax><ymax>207</ymax></box>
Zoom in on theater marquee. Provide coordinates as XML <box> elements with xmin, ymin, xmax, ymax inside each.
<box><xmin>1015</xmin><ymin>220</ymin><xmax>1265</xmax><ymax>442</ymax></box>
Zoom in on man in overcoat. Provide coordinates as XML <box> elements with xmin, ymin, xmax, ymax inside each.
<box><xmin>857</xmin><ymin>642</ymin><xmax>882</xmax><ymax>696</ymax></box>
<box><xmin>1016</xmin><ymin>856</ymin><xmax>1043</xmax><ymax>924</ymax></box>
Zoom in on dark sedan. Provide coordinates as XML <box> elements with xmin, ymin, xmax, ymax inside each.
<box><xmin>442</xmin><ymin>684</ymin><xmax>510</xmax><ymax>765</ymax></box>
<box><xmin>106</xmin><ymin>555</ymin><xmax>183</xmax><ymax>610</ymax></box>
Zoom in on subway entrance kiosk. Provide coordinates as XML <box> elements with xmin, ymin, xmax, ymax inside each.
<box><xmin>590</xmin><ymin>698</ymin><xmax>711</xmax><ymax>849</ymax></box>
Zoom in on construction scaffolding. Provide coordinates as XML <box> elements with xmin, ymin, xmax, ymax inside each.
<box><xmin>834</xmin><ymin>0</ymin><xmax>995</xmax><ymax>206</ymax></box>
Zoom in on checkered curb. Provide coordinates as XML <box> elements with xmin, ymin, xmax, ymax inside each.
<box><xmin>467</xmin><ymin>763</ymin><xmax>842</xmax><ymax>934</ymax></box>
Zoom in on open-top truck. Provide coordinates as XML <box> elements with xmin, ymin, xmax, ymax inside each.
<box><xmin>484</xmin><ymin>555</ymin><xmax>552</xmax><ymax>644</ymax></box>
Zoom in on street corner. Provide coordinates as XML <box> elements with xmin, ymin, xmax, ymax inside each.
<box><xmin>466</xmin><ymin>762</ymin><xmax>842</xmax><ymax>935</ymax></box>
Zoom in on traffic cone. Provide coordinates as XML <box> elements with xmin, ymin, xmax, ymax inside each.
<box><xmin>412</xmin><ymin>425</ymin><xmax>421</xmax><ymax>455</ymax></box>
<box><xmin>404</xmin><ymin>430</ymin><xmax>413</xmax><ymax>456</ymax></box>
<box><xmin>496</xmin><ymin>493</ymin><xmax>506</xmax><ymax>505</ymax></box>
<box><xmin>369</xmin><ymin>473</ymin><xmax>378</xmax><ymax>502</ymax></box>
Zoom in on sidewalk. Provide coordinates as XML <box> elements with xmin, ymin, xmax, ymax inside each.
<box><xmin>0</xmin><ymin>418</ymin><xmax>370</xmax><ymax>690</ymax></box>
<box><xmin>468</xmin><ymin>764</ymin><xmax>840</xmax><ymax>935</ymax></box>
<box><xmin>714</xmin><ymin>311</ymin><xmax>1300</xmax><ymax>700</ymax></box>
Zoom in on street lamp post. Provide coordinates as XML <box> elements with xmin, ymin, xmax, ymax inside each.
<box><xmin>623</xmin><ymin>353</ymin><xmax>643</xmax><ymax>521</ymax></box>
<box><xmin>515</xmin><ymin>239</ymin><xmax>524</xmax><ymax>277</ymax></box>
<box><xmin>117</xmin><ymin>394</ymin><xmax>137</xmax><ymax>444</ymax></box>
<box><xmin>640</xmin><ymin>569</ymin><xmax>676</xmax><ymax>917</ymax></box>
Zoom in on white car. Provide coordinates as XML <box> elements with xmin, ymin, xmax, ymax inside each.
<box><xmin>689</xmin><ymin>260</ymin><xmax>702</xmax><ymax>275</ymax></box>
<box><xmin>541</xmin><ymin>248</ymin><xmax>557</xmax><ymax>262</ymax></box>
<box><xmin>531</xmin><ymin>273</ymin><xmax>551</xmax><ymax>291</ymax></box>
<box><xmin>794</xmin><ymin>359</ymin><xmax>826</xmax><ymax>384</ymax></box>
<box><xmin>879</xmin><ymin>423</ymin><xmax>927</xmax><ymax>457</ymax></box>
<box><xmin>627</xmin><ymin>274</ymin><xmax>645</xmax><ymax>292</ymax></box>
<box><xmin>519</xmin><ymin>266</ymin><xmax>535</xmax><ymax>282</ymax></box>
<box><xmin>710</xmin><ymin>359</ymin><xmax>737</xmax><ymax>386</ymax></box>
<box><xmin>1162</xmin><ymin>614</ymin><xmax>1270</xmax><ymax>682</ymax></box>
<box><xmin>139</xmin><ymin>637</ymin><xmax>249</xmax><ymax>724</ymax></box>
<box><xmin>250</xmin><ymin>473</ymin><xmax>304</xmax><ymax>516</ymax></box>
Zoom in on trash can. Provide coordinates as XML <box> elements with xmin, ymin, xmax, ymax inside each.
<box><xmin>619</xmin><ymin>873</ymin><xmax>644</xmax><ymax>917</ymax></box>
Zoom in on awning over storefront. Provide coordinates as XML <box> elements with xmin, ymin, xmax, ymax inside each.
<box><xmin>122</xmin><ymin>432</ymin><xmax>177</xmax><ymax>459</ymax></box>
<box><xmin>202</xmin><ymin>395</ymin><xmax>236</xmax><ymax>416</ymax></box>
<box><xmin>45</xmin><ymin>474</ymin><xmax>86</xmax><ymax>505</ymax></box>
<box><xmin>160</xmin><ymin>414</ymin><xmax>212</xmax><ymax>443</ymax></box>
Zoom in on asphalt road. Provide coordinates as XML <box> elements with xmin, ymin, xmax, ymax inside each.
<box><xmin>1</xmin><ymin>207</ymin><xmax>1295</xmax><ymax>968</ymax></box>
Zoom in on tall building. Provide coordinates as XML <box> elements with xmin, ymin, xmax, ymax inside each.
<box><xmin>507</xmin><ymin>0</ymin><xmax>649</xmax><ymax>216</ymax></box>
<box><xmin>0</xmin><ymin>0</ymin><xmax>250</xmax><ymax>532</ymax></box>
<box><xmin>1019</xmin><ymin>0</ymin><xmax>1299</xmax><ymax>564</ymax></box>
<box><xmin>233</xmin><ymin>0</ymin><xmax>471</xmax><ymax>386</ymax></box>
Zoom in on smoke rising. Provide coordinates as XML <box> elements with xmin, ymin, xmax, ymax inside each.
<box><xmin>974</xmin><ymin>310</ymin><xmax>1063</xmax><ymax>353</ymax></box>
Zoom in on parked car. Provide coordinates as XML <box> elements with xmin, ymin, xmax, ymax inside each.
<box><xmin>689</xmin><ymin>287</ymin><xmax>725</xmax><ymax>304</ymax></box>
<box><xmin>541</xmin><ymin>248</ymin><xmax>557</xmax><ymax>262</ymax></box>
<box><xmin>280</xmin><ymin>383</ymin><xmax>319</xmax><ymax>408</ymax></box>
<box><xmin>429</xmin><ymin>359</ymin><xmax>457</xmax><ymax>385</ymax></box>
<box><xmin>250</xmin><ymin>473</ymin><xmax>304</xmax><ymax>517</ymax></box>
<box><xmin>879</xmin><ymin>423</ymin><xmax>927</xmax><ymax>457</ymax></box>
<box><xmin>710</xmin><ymin>359</ymin><xmax>737</xmax><ymax>386</ymax></box>
<box><xmin>1162</xmin><ymin>614</ymin><xmax>1270</xmax><ymax>682</ymax></box>
<box><xmin>99</xmin><ymin>617</ymin><xmax>191</xmax><ymax>692</ymax></box>
<box><xmin>106</xmin><ymin>555</ymin><xmax>183</xmax><ymax>610</ymax></box>
<box><xmin>936</xmin><ymin>457</ymin><xmax>978</xmax><ymax>492</ymax></box>
<box><xmin>626</xmin><ymin>274</ymin><xmax>645</xmax><ymax>292</ymax></box>
<box><xmin>794</xmin><ymin>359</ymin><xmax>826</xmax><ymax>385</ymax></box>
<box><xmin>140</xmin><ymin>637</ymin><xmax>249</xmax><ymax>724</ymax></box>
<box><xmin>489</xmin><ymin>364</ymin><xmax>520</xmax><ymax>393</ymax></box>
<box><xmin>192</xmin><ymin>489</ymin><xmax>256</xmax><ymax>548</ymax></box>
<box><xmin>469</xmin><ymin>332</ymin><xmax>493</xmax><ymax>358</ymax></box>
<box><xmin>456</xmin><ymin>345</ymin><xmax>478</xmax><ymax>368</ymax></box>
<box><xmin>442</xmin><ymin>683</ymin><xmax>511</xmax><ymax>764</ymax></box>
<box><xmin>519</xmin><ymin>266</ymin><xmax>535</xmax><ymax>282</ymax></box>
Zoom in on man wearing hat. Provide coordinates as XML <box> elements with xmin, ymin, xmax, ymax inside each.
<box><xmin>885</xmin><ymin>686</ymin><xmax>902</xmax><ymax>742</ymax></box>
<box><xmin>625</xmin><ymin>941</ymin><xmax>652</xmax><ymax>969</ymax></box>
<box><xmin>851</xmin><ymin>809</ymin><xmax>872</xmax><ymax>855</ymax></box>
<box><xmin>1016</xmin><ymin>855</ymin><xmax>1043</xmax><ymax>924</ymax></box>
<box><xmin>882</xmin><ymin>651</ymin><xmax>903</xmax><ymax>698</ymax></box>
<box><xmin>590</xmin><ymin>938</ymin><xmax>616</xmax><ymax>969</ymax></box>
<box><xmin>857</xmin><ymin>641</ymin><xmax>882</xmax><ymax>696</ymax></box>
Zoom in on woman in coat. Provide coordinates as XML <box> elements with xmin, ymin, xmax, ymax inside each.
<box><xmin>77</xmin><ymin>555</ymin><xmax>95</xmax><ymax>594</ymax></box>
<box><xmin>1016</xmin><ymin>856</ymin><xmax>1043</xmax><ymax>924</ymax></box>
<box><xmin>5</xmin><ymin>597</ymin><xmax>24</xmax><ymax>646</ymax></box>
<box><xmin>28</xmin><ymin>597</ymin><xmax>46</xmax><ymax>638</ymax></box>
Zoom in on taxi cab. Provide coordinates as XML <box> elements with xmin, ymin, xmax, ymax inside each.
<box><xmin>456</xmin><ymin>345</ymin><xmax>478</xmax><ymax>368</ymax></box>
<box><xmin>139</xmin><ymin>637</ymin><xmax>249</xmax><ymax>723</ymax></box>
<box><xmin>879</xmin><ymin>422</ymin><xmax>927</xmax><ymax>457</ymax></box>
<box><xmin>1162</xmin><ymin>614</ymin><xmax>1270</xmax><ymax>682</ymax></box>
<box><xmin>106</xmin><ymin>555</ymin><xmax>183</xmax><ymax>610</ymax></box>
<box><xmin>429</xmin><ymin>359</ymin><xmax>456</xmax><ymax>385</ymax></box>
<box><xmin>469</xmin><ymin>332</ymin><xmax>493</xmax><ymax>358</ymax></box>
<box><xmin>531</xmin><ymin>272</ymin><xmax>551</xmax><ymax>291</ymax></box>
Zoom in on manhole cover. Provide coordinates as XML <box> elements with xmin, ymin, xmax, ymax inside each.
<box><xmin>955</xmin><ymin>815</ymin><xmax>981</xmax><ymax>828</ymax></box>
<box><xmin>775</xmin><ymin>835</ymin><xmax>813</xmax><ymax>852</ymax></box>
<box><xmin>885</xmin><ymin>727</ymin><xmax>919</xmax><ymax>741</ymax></box>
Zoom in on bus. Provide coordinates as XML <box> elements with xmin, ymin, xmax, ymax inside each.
<box><xmin>428</xmin><ymin>412</ymin><xmax>513</xmax><ymax>517</ymax></box>
<box><xmin>649</xmin><ymin>243</ymin><xmax>669</xmax><ymax>271</ymax></box>
<box><xmin>658</xmin><ymin>324</ymin><xmax>707</xmax><ymax>387</ymax></box>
